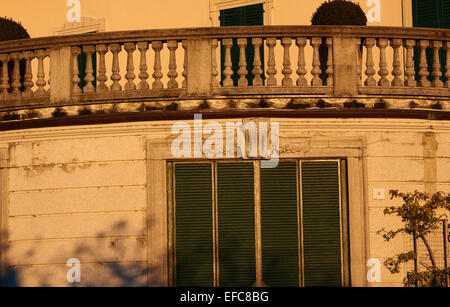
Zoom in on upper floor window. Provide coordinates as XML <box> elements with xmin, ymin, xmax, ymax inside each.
<box><xmin>219</xmin><ymin>3</ymin><xmax>265</xmax><ymax>86</ymax></box>
<box><xmin>412</xmin><ymin>0</ymin><xmax>449</xmax><ymax>84</ymax></box>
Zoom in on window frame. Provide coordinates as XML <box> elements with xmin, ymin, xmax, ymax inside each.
<box><xmin>0</xmin><ymin>146</ymin><xmax>9</xmax><ymax>287</ymax></box>
<box><xmin>210</xmin><ymin>0</ymin><xmax>273</xmax><ymax>26</ymax></box>
<box><xmin>146</xmin><ymin>135</ymin><xmax>368</xmax><ymax>287</ymax></box>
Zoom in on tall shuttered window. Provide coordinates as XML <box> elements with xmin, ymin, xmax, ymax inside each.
<box><xmin>412</xmin><ymin>0</ymin><xmax>449</xmax><ymax>83</ymax></box>
<box><xmin>169</xmin><ymin>160</ymin><xmax>350</xmax><ymax>287</ymax></box>
<box><xmin>219</xmin><ymin>4</ymin><xmax>265</xmax><ymax>86</ymax></box>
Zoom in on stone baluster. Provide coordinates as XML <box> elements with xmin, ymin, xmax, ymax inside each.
<box><xmin>46</xmin><ymin>49</ymin><xmax>51</xmax><ymax>93</ymax></box>
<box><xmin>182</xmin><ymin>40</ymin><xmax>188</xmax><ymax>88</ymax></box>
<box><xmin>137</xmin><ymin>42</ymin><xmax>150</xmax><ymax>90</ymax></box>
<box><xmin>0</xmin><ymin>54</ymin><xmax>10</xmax><ymax>98</ymax></box>
<box><xmin>296</xmin><ymin>37</ymin><xmax>307</xmax><ymax>86</ymax></box>
<box><xmin>152</xmin><ymin>41</ymin><xmax>163</xmax><ymax>89</ymax></box>
<box><xmin>222</xmin><ymin>38</ymin><xmax>234</xmax><ymax>87</ymax></box>
<box><xmin>281</xmin><ymin>37</ymin><xmax>293</xmax><ymax>86</ymax></box>
<box><xmin>325</xmin><ymin>37</ymin><xmax>334</xmax><ymax>86</ymax></box>
<box><xmin>124</xmin><ymin>43</ymin><xmax>137</xmax><ymax>91</ymax></box>
<box><xmin>266</xmin><ymin>38</ymin><xmax>277</xmax><ymax>86</ymax></box>
<box><xmin>237</xmin><ymin>38</ymin><xmax>248</xmax><ymax>87</ymax></box>
<box><xmin>109</xmin><ymin>44</ymin><xmax>122</xmax><ymax>92</ymax></box>
<box><xmin>431</xmin><ymin>41</ymin><xmax>443</xmax><ymax>88</ymax></box>
<box><xmin>357</xmin><ymin>44</ymin><xmax>362</xmax><ymax>86</ymax></box>
<box><xmin>96</xmin><ymin>44</ymin><xmax>109</xmax><ymax>93</ymax></box>
<box><xmin>71</xmin><ymin>47</ymin><xmax>82</xmax><ymax>94</ymax></box>
<box><xmin>167</xmin><ymin>40</ymin><xmax>179</xmax><ymax>89</ymax></box>
<box><xmin>252</xmin><ymin>38</ymin><xmax>263</xmax><ymax>86</ymax></box>
<box><xmin>445</xmin><ymin>42</ymin><xmax>450</xmax><ymax>89</ymax></box>
<box><xmin>364</xmin><ymin>38</ymin><xmax>376</xmax><ymax>86</ymax></box>
<box><xmin>83</xmin><ymin>45</ymin><xmax>96</xmax><ymax>93</ymax></box>
<box><xmin>44</xmin><ymin>49</ymin><xmax>52</xmax><ymax>94</ymax></box>
<box><xmin>391</xmin><ymin>39</ymin><xmax>403</xmax><ymax>87</ymax></box>
<box><xmin>210</xmin><ymin>39</ymin><xmax>219</xmax><ymax>88</ymax></box>
<box><xmin>418</xmin><ymin>40</ymin><xmax>431</xmax><ymax>87</ymax></box>
<box><xmin>377</xmin><ymin>38</ymin><xmax>389</xmax><ymax>87</ymax></box>
<box><xmin>10</xmin><ymin>52</ymin><xmax>21</xmax><ymax>96</ymax></box>
<box><xmin>404</xmin><ymin>40</ymin><xmax>417</xmax><ymax>87</ymax></box>
<box><xmin>22</xmin><ymin>51</ymin><xmax>34</xmax><ymax>97</ymax></box>
<box><xmin>311</xmin><ymin>37</ymin><xmax>322</xmax><ymax>86</ymax></box>
<box><xmin>35</xmin><ymin>49</ymin><xmax>47</xmax><ymax>96</ymax></box>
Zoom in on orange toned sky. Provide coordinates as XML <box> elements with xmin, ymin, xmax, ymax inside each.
<box><xmin>2</xmin><ymin>0</ymin><xmax>406</xmax><ymax>38</ymax></box>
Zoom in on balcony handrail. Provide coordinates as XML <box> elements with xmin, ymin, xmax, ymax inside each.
<box><xmin>0</xmin><ymin>25</ymin><xmax>449</xmax><ymax>53</ymax></box>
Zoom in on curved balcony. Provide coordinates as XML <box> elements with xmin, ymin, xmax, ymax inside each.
<box><xmin>0</xmin><ymin>25</ymin><xmax>449</xmax><ymax>129</ymax></box>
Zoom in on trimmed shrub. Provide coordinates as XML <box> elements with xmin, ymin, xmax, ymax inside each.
<box><xmin>311</xmin><ymin>0</ymin><xmax>367</xmax><ymax>26</ymax></box>
<box><xmin>0</xmin><ymin>17</ymin><xmax>30</xmax><ymax>42</ymax></box>
<box><xmin>0</xmin><ymin>17</ymin><xmax>30</xmax><ymax>93</ymax></box>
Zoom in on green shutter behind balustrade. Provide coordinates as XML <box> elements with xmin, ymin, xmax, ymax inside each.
<box><xmin>412</xmin><ymin>0</ymin><xmax>447</xmax><ymax>83</ymax></box>
<box><xmin>301</xmin><ymin>161</ymin><xmax>342</xmax><ymax>287</ymax></box>
<box><xmin>261</xmin><ymin>162</ymin><xmax>300</xmax><ymax>287</ymax></box>
<box><xmin>217</xmin><ymin>162</ymin><xmax>256</xmax><ymax>287</ymax></box>
<box><xmin>413</xmin><ymin>0</ymin><xmax>439</xmax><ymax>28</ymax></box>
<box><xmin>220</xmin><ymin>4</ymin><xmax>264</xmax><ymax>86</ymax></box>
<box><xmin>78</xmin><ymin>52</ymin><xmax>97</xmax><ymax>90</ymax></box>
<box><xmin>174</xmin><ymin>163</ymin><xmax>214</xmax><ymax>286</ymax></box>
<box><xmin>442</xmin><ymin>0</ymin><xmax>450</xmax><ymax>28</ymax></box>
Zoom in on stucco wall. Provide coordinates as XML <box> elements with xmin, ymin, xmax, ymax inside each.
<box><xmin>2</xmin><ymin>0</ymin><xmax>407</xmax><ymax>38</ymax></box>
<box><xmin>0</xmin><ymin>117</ymin><xmax>448</xmax><ymax>286</ymax></box>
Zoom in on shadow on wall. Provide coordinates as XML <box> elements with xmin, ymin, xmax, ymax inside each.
<box><xmin>0</xmin><ymin>230</ymin><xmax>18</xmax><ymax>286</ymax></box>
<box><xmin>0</xmin><ymin>216</ymin><xmax>162</xmax><ymax>287</ymax></box>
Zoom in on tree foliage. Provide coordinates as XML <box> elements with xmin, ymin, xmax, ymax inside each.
<box><xmin>311</xmin><ymin>0</ymin><xmax>367</xmax><ymax>26</ymax></box>
<box><xmin>378</xmin><ymin>190</ymin><xmax>450</xmax><ymax>287</ymax></box>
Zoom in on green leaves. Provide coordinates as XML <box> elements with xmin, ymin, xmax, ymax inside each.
<box><xmin>378</xmin><ymin>190</ymin><xmax>450</xmax><ymax>287</ymax></box>
<box><xmin>384</xmin><ymin>251</ymin><xmax>416</xmax><ymax>274</ymax></box>
<box><xmin>383</xmin><ymin>190</ymin><xmax>449</xmax><ymax>239</ymax></box>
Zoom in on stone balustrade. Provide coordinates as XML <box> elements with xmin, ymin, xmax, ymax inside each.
<box><xmin>0</xmin><ymin>25</ymin><xmax>448</xmax><ymax>111</ymax></box>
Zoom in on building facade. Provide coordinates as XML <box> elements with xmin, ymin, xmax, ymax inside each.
<box><xmin>0</xmin><ymin>0</ymin><xmax>449</xmax><ymax>287</ymax></box>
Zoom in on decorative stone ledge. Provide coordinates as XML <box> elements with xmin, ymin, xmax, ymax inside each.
<box><xmin>0</xmin><ymin>96</ymin><xmax>449</xmax><ymax>129</ymax></box>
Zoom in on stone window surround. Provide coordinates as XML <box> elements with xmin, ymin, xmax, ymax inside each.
<box><xmin>146</xmin><ymin>135</ymin><xmax>368</xmax><ymax>287</ymax></box>
<box><xmin>0</xmin><ymin>146</ymin><xmax>8</xmax><ymax>287</ymax></box>
<box><xmin>209</xmin><ymin>0</ymin><xmax>274</xmax><ymax>26</ymax></box>
<box><xmin>53</xmin><ymin>17</ymin><xmax>106</xmax><ymax>36</ymax></box>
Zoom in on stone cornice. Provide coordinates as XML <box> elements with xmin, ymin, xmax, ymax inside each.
<box><xmin>0</xmin><ymin>25</ymin><xmax>449</xmax><ymax>53</ymax></box>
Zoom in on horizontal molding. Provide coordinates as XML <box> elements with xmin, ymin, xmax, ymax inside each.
<box><xmin>0</xmin><ymin>109</ymin><xmax>450</xmax><ymax>138</ymax></box>
<box><xmin>1</xmin><ymin>25</ymin><xmax>449</xmax><ymax>53</ymax></box>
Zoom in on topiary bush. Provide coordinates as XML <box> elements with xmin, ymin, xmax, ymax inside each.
<box><xmin>0</xmin><ymin>17</ymin><xmax>30</xmax><ymax>42</ymax></box>
<box><xmin>0</xmin><ymin>17</ymin><xmax>30</xmax><ymax>94</ymax></box>
<box><xmin>311</xmin><ymin>1</ymin><xmax>367</xmax><ymax>84</ymax></box>
<box><xmin>311</xmin><ymin>0</ymin><xmax>367</xmax><ymax>26</ymax></box>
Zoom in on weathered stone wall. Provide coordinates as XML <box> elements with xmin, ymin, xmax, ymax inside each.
<box><xmin>0</xmin><ymin>117</ymin><xmax>449</xmax><ymax>286</ymax></box>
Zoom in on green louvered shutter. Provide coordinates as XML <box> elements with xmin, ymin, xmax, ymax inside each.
<box><xmin>217</xmin><ymin>162</ymin><xmax>256</xmax><ymax>286</ymax></box>
<box><xmin>174</xmin><ymin>163</ymin><xmax>214</xmax><ymax>286</ymax></box>
<box><xmin>413</xmin><ymin>0</ymin><xmax>439</xmax><ymax>28</ymax></box>
<box><xmin>260</xmin><ymin>162</ymin><xmax>299</xmax><ymax>287</ymax></box>
<box><xmin>441</xmin><ymin>0</ymin><xmax>450</xmax><ymax>83</ymax></box>
<box><xmin>77</xmin><ymin>32</ymin><xmax>97</xmax><ymax>91</ymax></box>
<box><xmin>441</xmin><ymin>0</ymin><xmax>450</xmax><ymax>28</ymax></box>
<box><xmin>78</xmin><ymin>52</ymin><xmax>97</xmax><ymax>90</ymax></box>
<box><xmin>412</xmin><ymin>0</ymin><xmax>446</xmax><ymax>82</ymax></box>
<box><xmin>220</xmin><ymin>4</ymin><xmax>264</xmax><ymax>86</ymax></box>
<box><xmin>301</xmin><ymin>161</ymin><xmax>342</xmax><ymax>287</ymax></box>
